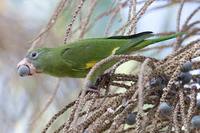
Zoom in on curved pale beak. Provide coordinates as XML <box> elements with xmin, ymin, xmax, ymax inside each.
<box><xmin>17</xmin><ymin>58</ymin><xmax>37</xmax><ymax>76</ymax></box>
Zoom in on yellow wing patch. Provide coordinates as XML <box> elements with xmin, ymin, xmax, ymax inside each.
<box><xmin>85</xmin><ymin>47</ymin><xmax>120</xmax><ymax>69</ymax></box>
<box><xmin>111</xmin><ymin>47</ymin><xmax>120</xmax><ymax>55</ymax></box>
<box><xmin>86</xmin><ymin>61</ymin><xmax>97</xmax><ymax>69</ymax></box>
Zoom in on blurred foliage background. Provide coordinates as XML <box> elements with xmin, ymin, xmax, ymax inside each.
<box><xmin>0</xmin><ymin>0</ymin><xmax>199</xmax><ymax>132</ymax></box>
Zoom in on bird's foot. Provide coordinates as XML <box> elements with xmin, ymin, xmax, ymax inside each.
<box><xmin>95</xmin><ymin>72</ymin><xmax>111</xmax><ymax>88</ymax></box>
<box><xmin>86</xmin><ymin>84</ymin><xmax>100</xmax><ymax>95</ymax></box>
<box><xmin>84</xmin><ymin>72</ymin><xmax>112</xmax><ymax>95</ymax></box>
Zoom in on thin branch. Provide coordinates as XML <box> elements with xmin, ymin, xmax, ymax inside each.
<box><xmin>29</xmin><ymin>0</ymin><xmax>69</xmax><ymax>51</ymax></box>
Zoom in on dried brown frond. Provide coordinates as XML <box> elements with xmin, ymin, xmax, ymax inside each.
<box><xmin>29</xmin><ymin>0</ymin><xmax>69</xmax><ymax>51</ymax></box>
<box><xmin>64</xmin><ymin>0</ymin><xmax>85</xmax><ymax>43</ymax></box>
<box><xmin>26</xmin><ymin>0</ymin><xmax>200</xmax><ymax>133</ymax></box>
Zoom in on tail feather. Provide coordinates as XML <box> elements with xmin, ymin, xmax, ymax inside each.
<box><xmin>131</xmin><ymin>32</ymin><xmax>185</xmax><ymax>51</ymax></box>
<box><xmin>107</xmin><ymin>31</ymin><xmax>153</xmax><ymax>39</ymax></box>
<box><xmin>114</xmin><ymin>31</ymin><xmax>155</xmax><ymax>54</ymax></box>
<box><xmin>146</xmin><ymin>32</ymin><xmax>185</xmax><ymax>43</ymax></box>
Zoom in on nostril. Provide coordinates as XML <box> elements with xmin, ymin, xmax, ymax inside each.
<box><xmin>17</xmin><ymin>58</ymin><xmax>29</xmax><ymax>68</ymax></box>
<box><xmin>17</xmin><ymin>65</ymin><xmax>30</xmax><ymax>77</ymax></box>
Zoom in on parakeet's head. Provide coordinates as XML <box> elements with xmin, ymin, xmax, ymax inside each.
<box><xmin>17</xmin><ymin>48</ymin><xmax>50</xmax><ymax>77</ymax></box>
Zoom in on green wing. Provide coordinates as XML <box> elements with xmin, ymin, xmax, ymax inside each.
<box><xmin>114</xmin><ymin>32</ymin><xmax>153</xmax><ymax>54</ymax></box>
<box><xmin>61</xmin><ymin>32</ymin><xmax>153</xmax><ymax>71</ymax></box>
<box><xmin>59</xmin><ymin>31</ymin><xmax>182</xmax><ymax>78</ymax></box>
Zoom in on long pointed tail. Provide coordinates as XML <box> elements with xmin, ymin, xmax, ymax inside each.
<box><xmin>133</xmin><ymin>32</ymin><xmax>185</xmax><ymax>50</ymax></box>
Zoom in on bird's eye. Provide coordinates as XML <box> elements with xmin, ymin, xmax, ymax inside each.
<box><xmin>30</xmin><ymin>51</ymin><xmax>38</xmax><ymax>59</ymax></box>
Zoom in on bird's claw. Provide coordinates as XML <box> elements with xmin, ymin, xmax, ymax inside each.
<box><xmin>95</xmin><ymin>72</ymin><xmax>111</xmax><ymax>88</ymax></box>
<box><xmin>86</xmin><ymin>85</ymin><xmax>100</xmax><ymax>95</ymax></box>
<box><xmin>85</xmin><ymin>72</ymin><xmax>112</xmax><ymax>95</ymax></box>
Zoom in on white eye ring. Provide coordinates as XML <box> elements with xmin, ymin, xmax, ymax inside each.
<box><xmin>30</xmin><ymin>51</ymin><xmax>38</xmax><ymax>59</ymax></box>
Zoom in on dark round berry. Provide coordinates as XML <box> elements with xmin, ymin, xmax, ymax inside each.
<box><xmin>191</xmin><ymin>115</ymin><xmax>200</xmax><ymax>128</ymax></box>
<box><xmin>18</xmin><ymin>65</ymin><xmax>30</xmax><ymax>77</ymax></box>
<box><xmin>181</xmin><ymin>61</ymin><xmax>192</xmax><ymax>72</ymax></box>
<box><xmin>177</xmin><ymin>72</ymin><xmax>192</xmax><ymax>84</ymax></box>
<box><xmin>159</xmin><ymin>102</ymin><xmax>172</xmax><ymax>115</ymax></box>
<box><xmin>150</xmin><ymin>77</ymin><xmax>162</xmax><ymax>87</ymax></box>
<box><xmin>125</xmin><ymin>112</ymin><xmax>137</xmax><ymax>125</ymax></box>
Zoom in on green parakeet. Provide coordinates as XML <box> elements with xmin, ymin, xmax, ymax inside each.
<box><xmin>17</xmin><ymin>31</ymin><xmax>182</xmax><ymax>83</ymax></box>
